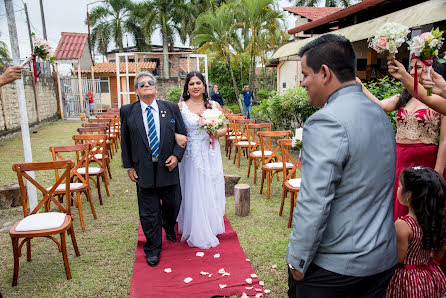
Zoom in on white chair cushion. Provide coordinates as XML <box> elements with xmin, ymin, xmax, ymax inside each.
<box><xmin>94</xmin><ymin>154</ymin><xmax>103</xmax><ymax>159</ymax></box>
<box><xmin>110</xmin><ymin>128</ymin><xmax>118</xmax><ymax>132</ymax></box>
<box><xmin>110</xmin><ymin>134</ymin><xmax>115</xmax><ymax>137</ymax></box>
<box><xmin>15</xmin><ymin>212</ymin><xmax>66</xmax><ymax>232</ymax></box>
<box><xmin>265</xmin><ymin>162</ymin><xmax>294</xmax><ymax>169</ymax></box>
<box><xmin>46</xmin><ymin>183</ymin><xmax>84</xmax><ymax>191</ymax></box>
<box><xmin>251</xmin><ymin>150</ymin><xmax>272</xmax><ymax>157</ymax></box>
<box><xmin>288</xmin><ymin>178</ymin><xmax>301</xmax><ymax>188</ymax></box>
<box><xmin>77</xmin><ymin>167</ymin><xmax>102</xmax><ymax>174</ymax></box>
<box><xmin>236</xmin><ymin>141</ymin><xmax>256</xmax><ymax>146</ymax></box>
<box><xmin>228</xmin><ymin>136</ymin><xmax>247</xmax><ymax>140</ymax></box>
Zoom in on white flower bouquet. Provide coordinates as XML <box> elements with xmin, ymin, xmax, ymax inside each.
<box><xmin>408</xmin><ymin>27</ymin><xmax>444</xmax><ymax>96</ymax></box>
<box><xmin>368</xmin><ymin>22</ymin><xmax>410</xmax><ymax>57</ymax></box>
<box><xmin>199</xmin><ymin>109</ymin><xmax>228</xmax><ymax>149</ymax></box>
<box><xmin>21</xmin><ymin>33</ymin><xmax>56</xmax><ymax>66</ymax></box>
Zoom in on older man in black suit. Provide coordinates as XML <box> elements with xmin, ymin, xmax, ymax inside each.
<box><xmin>121</xmin><ymin>72</ymin><xmax>187</xmax><ymax>267</ymax></box>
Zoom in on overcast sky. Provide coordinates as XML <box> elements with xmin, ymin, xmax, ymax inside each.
<box><xmin>0</xmin><ymin>0</ymin><xmax>296</xmax><ymax>61</ymax></box>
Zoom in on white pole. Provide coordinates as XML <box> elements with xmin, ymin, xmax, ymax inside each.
<box><xmin>5</xmin><ymin>0</ymin><xmax>38</xmax><ymax>210</ymax></box>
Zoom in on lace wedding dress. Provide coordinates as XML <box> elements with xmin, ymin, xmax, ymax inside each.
<box><xmin>177</xmin><ymin>101</ymin><xmax>226</xmax><ymax>249</ymax></box>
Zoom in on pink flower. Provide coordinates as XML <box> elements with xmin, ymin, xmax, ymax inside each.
<box><xmin>285</xmin><ymin>103</ymin><xmax>289</xmax><ymax>107</ymax></box>
<box><xmin>376</xmin><ymin>37</ymin><xmax>387</xmax><ymax>50</ymax></box>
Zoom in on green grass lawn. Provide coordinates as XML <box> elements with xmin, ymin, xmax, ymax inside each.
<box><xmin>0</xmin><ymin>120</ymin><xmax>296</xmax><ymax>297</ymax></box>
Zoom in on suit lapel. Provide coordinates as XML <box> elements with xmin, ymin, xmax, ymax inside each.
<box><xmin>133</xmin><ymin>101</ymin><xmax>151</xmax><ymax>153</ymax></box>
<box><xmin>157</xmin><ymin>99</ymin><xmax>168</xmax><ymax>153</ymax></box>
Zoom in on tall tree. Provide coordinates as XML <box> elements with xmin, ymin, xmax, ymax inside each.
<box><xmin>237</xmin><ymin>0</ymin><xmax>285</xmax><ymax>91</ymax></box>
<box><xmin>0</xmin><ymin>41</ymin><xmax>11</xmax><ymax>68</ymax></box>
<box><xmin>132</xmin><ymin>0</ymin><xmax>190</xmax><ymax>79</ymax></box>
<box><xmin>192</xmin><ymin>3</ymin><xmax>244</xmax><ymax>110</ymax></box>
<box><xmin>294</xmin><ymin>0</ymin><xmax>355</xmax><ymax>7</ymax></box>
<box><xmin>88</xmin><ymin>0</ymin><xmax>132</xmax><ymax>54</ymax></box>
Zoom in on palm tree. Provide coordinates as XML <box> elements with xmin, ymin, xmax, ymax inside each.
<box><xmin>0</xmin><ymin>41</ymin><xmax>11</xmax><ymax>68</ymax></box>
<box><xmin>192</xmin><ymin>3</ymin><xmax>244</xmax><ymax>110</ymax></box>
<box><xmin>88</xmin><ymin>0</ymin><xmax>132</xmax><ymax>54</ymax></box>
<box><xmin>90</xmin><ymin>22</ymin><xmax>111</xmax><ymax>60</ymax></box>
<box><xmin>237</xmin><ymin>0</ymin><xmax>285</xmax><ymax>90</ymax></box>
<box><xmin>131</xmin><ymin>0</ymin><xmax>190</xmax><ymax>79</ymax></box>
<box><xmin>294</xmin><ymin>0</ymin><xmax>356</xmax><ymax>7</ymax></box>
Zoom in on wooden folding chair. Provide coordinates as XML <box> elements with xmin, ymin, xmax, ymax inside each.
<box><xmin>82</xmin><ymin>123</ymin><xmax>113</xmax><ymax>158</ymax></box>
<box><xmin>278</xmin><ymin>139</ymin><xmax>301</xmax><ymax>228</ymax></box>
<box><xmin>232</xmin><ymin>118</ymin><xmax>256</xmax><ymax>167</ymax></box>
<box><xmin>96</xmin><ymin>114</ymin><xmax>120</xmax><ymax>148</ymax></box>
<box><xmin>246</xmin><ymin>123</ymin><xmax>274</xmax><ymax>184</ymax></box>
<box><xmin>73</xmin><ymin>134</ymin><xmax>111</xmax><ymax>197</ymax></box>
<box><xmin>88</xmin><ymin>118</ymin><xmax>118</xmax><ymax>153</ymax></box>
<box><xmin>258</xmin><ymin>130</ymin><xmax>293</xmax><ymax>200</ymax></box>
<box><xmin>225</xmin><ymin>115</ymin><xmax>247</xmax><ymax>158</ymax></box>
<box><xmin>49</xmin><ymin>144</ymin><xmax>97</xmax><ymax>230</ymax></box>
<box><xmin>9</xmin><ymin>160</ymin><xmax>81</xmax><ymax>286</ymax></box>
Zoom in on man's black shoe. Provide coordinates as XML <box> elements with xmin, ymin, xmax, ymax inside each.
<box><xmin>166</xmin><ymin>233</ymin><xmax>176</xmax><ymax>242</ymax></box>
<box><xmin>146</xmin><ymin>256</ymin><xmax>159</xmax><ymax>267</ymax></box>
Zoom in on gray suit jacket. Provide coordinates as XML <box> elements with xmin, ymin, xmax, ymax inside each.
<box><xmin>287</xmin><ymin>84</ymin><xmax>398</xmax><ymax>277</ymax></box>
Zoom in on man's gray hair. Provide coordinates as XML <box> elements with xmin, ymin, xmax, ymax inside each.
<box><xmin>134</xmin><ymin>72</ymin><xmax>156</xmax><ymax>89</ymax></box>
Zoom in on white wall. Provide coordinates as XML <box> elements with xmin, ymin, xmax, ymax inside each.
<box><xmin>278</xmin><ymin>60</ymin><xmax>298</xmax><ymax>94</ymax></box>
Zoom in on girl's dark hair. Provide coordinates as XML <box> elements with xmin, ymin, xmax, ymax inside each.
<box><xmin>400</xmin><ymin>166</ymin><xmax>446</xmax><ymax>251</ymax></box>
<box><xmin>182</xmin><ymin>71</ymin><xmax>211</xmax><ymax>109</ymax></box>
<box><xmin>397</xmin><ymin>55</ymin><xmax>446</xmax><ymax>109</ymax></box>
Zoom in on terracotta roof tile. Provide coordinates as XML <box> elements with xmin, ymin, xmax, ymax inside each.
<box><xmin>284</xmin><ymin>7</ymin><xmax>343</xmax><ymax>21</ymax></box>
<box><xmin>80</xmin><ymin>62</ymin><xmax>157</xmax><ymax>74</ymax></box>
<box><xmin>54</xmin><ymin>32</ymin><xmax>89</xmax><ymax>60</ymax></box>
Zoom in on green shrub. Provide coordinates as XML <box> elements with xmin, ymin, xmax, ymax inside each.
<box><xmin>363</xmin><ymin>76</ymin><xmax>404</xmax><ymax>132</ymax></box>
<box><xmin>257</xmin><ymin>87</ymin><xmax>319</xmax><ymax>130</ymax></box>
<box><xmin>226</xmin><ymin>103</ymin><xmax>241</xmax><ymax>114</ymax></box>
<box><xmin>167</xmin><ymin>87</ymin><xmax>182</xmax><ymax>103</ymax></box>
<box><xmin>255</xmin><ymin>89</ymin><xmax>271</xmax><ymax>101</ymax></box>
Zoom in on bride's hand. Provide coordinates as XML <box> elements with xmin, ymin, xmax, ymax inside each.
<box><xmin>174</xmin><ymin>133</ymin><xmax>188</xmax><ymax>148</ymax></box>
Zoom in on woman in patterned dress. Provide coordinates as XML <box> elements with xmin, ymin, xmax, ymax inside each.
<box><xmin>386</xmin><ymin>166</ymin><xmax>446</xmax><ymax>297</ymax></box>
<box><xmin>359</xmin><ymin>58</ymin><xmax>446</xmax><ymax>221</ymax></box>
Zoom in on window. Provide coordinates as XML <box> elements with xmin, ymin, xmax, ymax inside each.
<box><xmin>282</xmin><ymin>82</ymin><xmax>286</xmax><ymax>89</ymax></box>
<box><xmin>97</xmin><ymin>77</ymin><xmax>109</xmax><ymax>93</ymax></box>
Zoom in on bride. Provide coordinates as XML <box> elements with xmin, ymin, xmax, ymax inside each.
<box><xmin>175</xmin><ymin>71</ymin><xmax>227</xmax><ymax>249</ymax></box>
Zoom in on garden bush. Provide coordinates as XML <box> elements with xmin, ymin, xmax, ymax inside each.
<box><xmin>167</xmin><ymin>87</ymin><xmax>183</xmax><ymax>103</ymax></box>
<box><xmin>363</xmin><ymin>75</ymin><xmax>404</xmax><ymax>132</ymax></box>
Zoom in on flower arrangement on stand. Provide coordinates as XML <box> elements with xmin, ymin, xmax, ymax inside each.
<box><xmin>199</xmin><ymin>109</ymin><xmax>229</xmax><ymax>149</ymax></box>
<box><xmin>368</xmin><ymin>22</ymin><xmax>410</xmax><ymax>59</ymax></box>
<box><xmin>21</xmin><ymin>33</ymin><xmax>56</xmax><ymax>83</ymax></box>
<box><xmin>408</xmin><ymin>27</ymin><xmax>444</xmax><ymax>96</ymax></box>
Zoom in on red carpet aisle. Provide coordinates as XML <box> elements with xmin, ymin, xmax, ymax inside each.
<box><xmin>130</xmin><ymin>216</ymin><xmax>265</xmax><ymax>297</ymax></box>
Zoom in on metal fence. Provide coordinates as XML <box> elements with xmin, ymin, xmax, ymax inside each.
<box><xmin>60</xmin><ymin>76</ymin><xmax>102</xmax><ymax>118</ymax></box>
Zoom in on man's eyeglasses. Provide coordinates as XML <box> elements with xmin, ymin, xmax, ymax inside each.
<box><xmin>138</xmin><ymin>80</ymin><xmax>155</xmax><ymax>88</ymax></box>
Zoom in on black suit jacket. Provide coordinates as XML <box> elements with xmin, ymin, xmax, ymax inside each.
<box><xmin>120</xmin><ymin>99</ymin><xmax>187</xmax><ymax>188</ymax></box>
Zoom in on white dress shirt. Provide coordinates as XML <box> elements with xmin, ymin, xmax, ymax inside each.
<box><xmin>140</xmin><ymin>99</ymin><xmax>160</xmax><ymax>162</ymax></box>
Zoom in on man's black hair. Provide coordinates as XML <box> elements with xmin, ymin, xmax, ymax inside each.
<box><xmin>298</xmin><ymin>34</ymin><xmax>356</xmax><ymax>83</ymax></box>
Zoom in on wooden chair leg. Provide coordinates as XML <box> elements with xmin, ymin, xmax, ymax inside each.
<box><xmin>11</xmin><ymin>237</ymin><xmax>19</xmax><ymax>287</ymax></box>
<box><xmin>280</xmin><ymin>187</ymin><xmax>287</xmax><ymax>216</ymax></box>
<box><xmin>68</xmin><ymin>224</ymin><xmax>81</xmax><ymax>256</ymax></box>
<box><xmin>233</xmin><ymin>146</ymin><xmax>237</xmax><ymax>164</ymax></box>
<box><xmin>86</xmin><ymin>189</ymin><xmax>97</xmax><ymax>220</ymax></box>
<box><xmin>106</xmin><ymin>158</ymin><xmax>112</xmax><ymax>180</ymax></box>
<box><xmin>267</xmin><ymin>171</ymin><xmax>271</xmax><ymax>200</ymax></box>
<box><xmin>26</xmin><ymin>238</ymin><xmax>31</xmax><ymax>262</ymax></box>
<box><xmin>247</xmin><ymin>158</ymin><xmax>252</xmax><ymax>178</ymax></box>
<box><xmin>237</xmin><ymin>147</ymin><xmax>242</xmax><ymax>168</ymax></box>
<box><xmin>76</xmin><ymin>192</ymin><xmax>85</xmax><ymax>230</ymax></box>
<box><xmin>254</xmin><ymin>161</ymin><xmax>258</xmax><ymax>184</ymax></box>
<box><xmin>60</xmin><ymin>232</ymin><xmax>72</xmax><ymax>280</ymax></box>
<box><xmin>103</xmin><ymin>170</ymin><xmax>110</xmax><ymax>197</ymax></box>
<box><xmin>260</xmin><ymin>170</ymin><xmax>265</xmax><ymax>194</ymax></box>
<box><xmin>288</xmin><ymin>192</ymin><xmax>296</xmax><ymax>228</ymax></box>
<box><xmin>96</xmin><ymin>175</ymin><xmax>103</xmax><ymax>205</ymax></box>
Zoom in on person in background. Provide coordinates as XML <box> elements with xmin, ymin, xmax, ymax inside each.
<box><xmin>241</xmin><ymin>85</ymin><xmax>254</xmax><ymax>119</ymax></box>
<box><xmin>210</xmin><ymin>84</ymin><xmax>224</xmax><ymax>106</ymax></box>
<box><xmin>87</xmin><ymin>90</ymin><xmax>94</xmax><ymax>115</ymax></box>
<box><xmin>386</xmin><ymin>166</ymin><xmax>446</xmax><ymax>297</ymax></box>
<box><xmin>0</xmin><ymin>66</ymin><xmax>24</xmax><ymax>87</ymax></box>
<box><xmin>287</xmin><ymin>34</ymin><xmax>397</xmax><ymax>297</ymax></box>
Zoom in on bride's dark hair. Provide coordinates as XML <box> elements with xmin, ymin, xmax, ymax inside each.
<box><xmin>182</xmin><ymin>71</ymin><xmax>211</xmax><ymax>109</ymax></box>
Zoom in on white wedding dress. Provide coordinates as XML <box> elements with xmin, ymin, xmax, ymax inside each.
<box><xmin>177</xmin><ymin>101</ymin><xmax>226</xmax><ymax>249</ymax></box>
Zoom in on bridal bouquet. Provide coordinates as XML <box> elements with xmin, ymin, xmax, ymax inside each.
<box><xmin>21</xmin><ymin>33</ymin><xmax>56</xmax><ymax>83</ymax></box>
<box><xmin>368</xmin><ymin>22</ymin><xmax>410</xmax><ymax>57</ymax></box>
<box><xmin>199</xmin><ymin>109</ymin><xmax>228</xmax><ymax>149</ymax></box>
<box><xmin>408</xmin><ymin>27</ymin><xmax>444</xmax><ymax>96</ymax></box>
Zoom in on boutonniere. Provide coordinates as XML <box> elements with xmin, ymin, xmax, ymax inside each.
<box><xmin>160</xmin><ymin>110</ymin><xmax>167</xmax><ymax>118</ymax></box>
<box><xmin>170</xmin><ymin>119</ymin><xmax>175</xmax><ymax>123</ymax></box>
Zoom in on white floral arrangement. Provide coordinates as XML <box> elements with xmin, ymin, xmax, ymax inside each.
<box><xmin>368</xmin><ymin>22</ymin><xmax>410</xmax><ymax>55</ymax></box>
<box><xmin>21</xmin><ymin>33</ymin><xmax>55</xmax><ymax>66</ymax></box>
<box><xmin>199</xmin><ymin>109</ymin><xmax>228</xmax><ymax>149</ymax></box>
<box><xmin>408</xmin><ymin>27</ymin><xmax>444</xmax><ymax>96</ymax></box>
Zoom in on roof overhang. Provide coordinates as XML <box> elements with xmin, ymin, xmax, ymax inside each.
<box><xmin>272</xmin><ymin>0</ymin><xmax>446</xmax><ymax>60</ymax></box>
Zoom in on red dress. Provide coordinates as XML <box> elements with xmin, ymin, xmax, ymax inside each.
<box><xmin>393</xmin><ymin>108</ymin><xmax>444</xmax><ymax>221</ymax></box>
<box><xmin>386</xmin><ymin>216</ymin><xmax>446</xmax><ymax>297</ymax></box>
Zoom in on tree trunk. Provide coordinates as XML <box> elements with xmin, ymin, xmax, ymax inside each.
<box><xmin>161</xmin><ymin>13</ymin><xmax>170</xmax><ymax>79</ymax></box>
<box><xmin>227</xmin><ymin>54</ymin><xmax>243</xmax><ymax>111</ymax></box>
<box><xmin>234</xmin><ymin>184</ymin><xmax>250</xmax><ymax>216</ymax></box>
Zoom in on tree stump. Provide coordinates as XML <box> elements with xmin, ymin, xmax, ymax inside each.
<box><xmin>224</xmin><ymin>174</ymin><xmax>241</xmax><ymax>196</ymax></box>
<box><xmin>234</xmin><ymin>184</ymin><xmax>250</xmax><ymax>217</ymax></box>
<box><xmin>0</xmin><ymin>184</ymin><xmax>21</xmax><ymax>209</ymax></box>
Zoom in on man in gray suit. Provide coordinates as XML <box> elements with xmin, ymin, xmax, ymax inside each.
<box><xmin>287</xmin><ymin>34</ymin><xmax>398</xmax><ymax>297</ymax></box>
